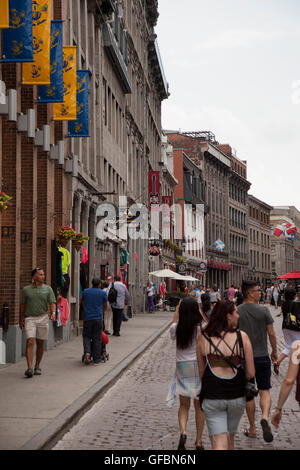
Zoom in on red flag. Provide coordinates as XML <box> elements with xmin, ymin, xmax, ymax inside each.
<box><xmin>135</xmin><ymin>252</ymin><xmax>138</xmax><ymax>261</ymax></box>
<box><xmin>119</xmin><ymin>268</ymin><xmax>123</xmax><ymax>284</ymax></box>
<box><xmin>273</xmin><ymin>224</ymin><xmax>285</xmax><ymax>237</ymax></box>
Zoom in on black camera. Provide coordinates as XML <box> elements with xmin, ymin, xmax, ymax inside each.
<box><xmin>245</xmin><ymin>382</ymin><xmax>259</xmax><ymax>402</ymax></box>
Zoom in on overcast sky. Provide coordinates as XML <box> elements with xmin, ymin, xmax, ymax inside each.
<box><xmin>156</xmin><ymin>0</ymin><xmax>300</xmax><ymax>211</ymax></box>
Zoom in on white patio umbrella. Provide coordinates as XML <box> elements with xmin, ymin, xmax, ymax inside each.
<box><xmin>179</xmin><ymin>275</ymin><xmax>199</xmax><ymax>281</ymax></box>
<box><xmin>149</xmin><ymin>269</ymin><xmax>184</xmax><ymax>280</ymax></box>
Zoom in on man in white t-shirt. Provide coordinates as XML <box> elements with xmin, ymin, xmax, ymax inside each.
<box><xmin>147</xmin><ymin>282</ymin><xmax>155</xmax><ymax>312</ymax></box>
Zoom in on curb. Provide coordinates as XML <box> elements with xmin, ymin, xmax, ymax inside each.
<box><xmin>21</xmin><ymin>318</ymin><xmax>172</xmax><ymax>450</ymax></box>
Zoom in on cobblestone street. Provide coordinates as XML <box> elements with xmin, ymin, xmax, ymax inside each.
<box><xmin>53</xmin><ymin>306</ymin><xmax>300</xmax><ymax>451</ymax></box>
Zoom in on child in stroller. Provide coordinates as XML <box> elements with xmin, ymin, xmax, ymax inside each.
<box><xmin>82</xmin><ymin>330</ymin><xmax>109</xmax><ymax>364</ymax></box>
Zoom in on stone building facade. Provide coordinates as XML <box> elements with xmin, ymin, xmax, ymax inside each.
<box><xmin>248</xmin><ymin>195</ymin><xmax>272</xmax><ymax>285</ymax></box>
<box><xmin>0</xmin><ymin>0</ymin><xmax>168</xmax><ymax>361</ymax></box>
<box><xmin>222</xmin><ymin>146</ymin><xmax>251</xmax><ymax>287</ymax></box>
<box><xmin>270</xmin><ymin>206</ymin><xmax>300</xmax><ymax>277</ymax></box>
<box><xmin>172</xmin><ymin>147</ymin><xmax>206</xmax><ymax>281</ymax></box>
<box><xmin>166</xmin><ymin>131</ymin><xmax>232</xmax><ymax>292</ymax></box>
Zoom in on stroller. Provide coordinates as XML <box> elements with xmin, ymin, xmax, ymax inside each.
<box><xmin>81</xmin><ymin>331</ymin><xmax>109</xmax><ymax>364</ymax></box>
<box><xmin>100</xmin><ymin>331</ymin><xmax>109</xmax><ymax>362</ymax></box>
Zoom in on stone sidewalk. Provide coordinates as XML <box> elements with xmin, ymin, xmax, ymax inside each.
<box><xmin>0</xmin><ymin>311</ymin><xmax>173</xmax><ymax>450</ymax></box>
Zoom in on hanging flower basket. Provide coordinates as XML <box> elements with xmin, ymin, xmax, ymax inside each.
<box><xmin>73</xmin><ymin>233</ymin><xmax>89</xmax><ymax>251</ymax></box>
<box><xmin>56</xmin><ymin>226</ymin><xmax>77</xmax><ymax>246</ymax></box>
<box><xmin>0</xmin><ymin>191</ymin><xmax>13</xmax><ymax>212</ymax></box>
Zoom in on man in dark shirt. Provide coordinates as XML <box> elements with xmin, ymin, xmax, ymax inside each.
<box><xmin>238</xmin><ymin>280</ymin><xmax>278</xmax><ymax>443</ymax></box>
<box><xmin>82</xmin><ymin>278</ymin><xmax>107</xmax><ymax>365</ymax></box>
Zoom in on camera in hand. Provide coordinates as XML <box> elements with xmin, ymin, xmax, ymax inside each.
<box><xmin>245</xmin><ymin>382</ymin><xmax>259</xmax><ymax>402</ymax></box>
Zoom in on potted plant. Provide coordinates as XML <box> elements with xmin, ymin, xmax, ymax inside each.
<box><xmin>0</xmin><ymin>191</ymin><xmax>13</xmax><ymax>212</ymax></box>
<box><xmin>73</xmin><ymin>232</ymin><xmax>89</xmax><ymax>251</ymax></box>
<box><xmin>56</xmin><ymin>226</ymin><xmax>77</xmax><ymax>247</ymax></box>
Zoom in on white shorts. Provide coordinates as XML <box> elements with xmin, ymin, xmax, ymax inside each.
<box><xmin>25</xmin><ymin>313</ymin><xmax>49</xmax><ymax>340</ymax></box>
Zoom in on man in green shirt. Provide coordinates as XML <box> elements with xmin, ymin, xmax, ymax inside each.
<box><xmin>19</xmin><ymin>268</ymin><xmax>56</xmax><ymax>378</ymax></box>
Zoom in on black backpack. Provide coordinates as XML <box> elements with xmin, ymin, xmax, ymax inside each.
<box><xmin>108</xmin><ymin>283</ymin><xmax>118</xmax><ymax>304</ymax></box>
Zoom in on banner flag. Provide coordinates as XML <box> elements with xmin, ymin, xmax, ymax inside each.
<box><xmin>22</xmin><ymin>0</ymin><xmax>52</xmax><ymax>84</ymax></box>
<box><xmin>0</xmin><ymin>0</ymin><xmax>9</xmax><ymax>28</ymax></box>
<box><xmin>53</xmin><ymin>46</ymin><xmax>77</xmax><ymax>121</ymax></box>
<box><xmin>1</xmin><ymin>0</ymin><xmax>33</xmax><ymax>62</ymax></box>
<box><xmin>148</xmin><ymin>171</ymin><xmax>160</xmax><ymax>210</ymax></box>
<box><xmin>37</xmin><ymin>21</ymin><xmax>63</xmax><ymax>103</ymax></box>
<box><xmin>68</xmin><ymin>70</ymin><xmax>89</xmax><ymax>137</ymax></box>
<box><xmin>162</xmin><ymin>195</ymin><xmax>172</xmax><ymax>229</ymax></box>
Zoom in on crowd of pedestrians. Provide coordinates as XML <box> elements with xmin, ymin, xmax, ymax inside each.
<box><xmin>166</xmin><ymin>279</ymin><xmax>300</xmax><ymax>450</ymax></box>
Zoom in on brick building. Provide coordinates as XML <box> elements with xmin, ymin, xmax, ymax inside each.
<box><xmin>0</xmin><ymin>0</ymin><xmax>168</xmax><ymax>362</ymax></box>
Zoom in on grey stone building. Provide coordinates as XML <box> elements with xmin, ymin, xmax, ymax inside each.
<box><xmin>166</xmin><ymin>131</ymin><xmax>232</xmax><ymax>293</ymax></box>
<box><xmin>270</xmin><ymin>206</ymin><xmax>300</xmax><ymax>277</ymax></box>
<box><xmin>248</xmin><ymin>195</ymin><xmax>272</xmax><ymax>285</ymax></box>
<box><xmin>67</xmin><ymin>0</ymin><xmax>169</xmax><ymax>320</ymax></box>
<box><xmin>224</xmin><ymin>147</ymin><xmax>251</xmax><ymax>287</ymax></box>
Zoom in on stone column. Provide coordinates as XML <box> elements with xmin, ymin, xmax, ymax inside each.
<box><xmin>72</xmin><ymin>194</ymin><xmax>82</xmax><ymax>331</ymax></box>
<box><xmin>88</xmin><ymin>206</ymin><xmax>96</xmax><ymax>281</ymax></box>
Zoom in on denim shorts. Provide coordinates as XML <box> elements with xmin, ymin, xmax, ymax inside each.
<box><xmin>202</xmin><ymin>397</ymin><xmax>246</xmax><ymax>437</ymax></box>
<box><xmin>250</xmin><ymin>356</ymin><xmax>271</xmax><ymax>390</ymax></box>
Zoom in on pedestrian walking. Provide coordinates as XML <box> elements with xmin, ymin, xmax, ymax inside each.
<box><xmin>200</xmin><ymin>293</ymin><xmax>212</xmax><ymax>325</ymax></box>
<box><xmin>273</xmin><ymin>288</ymin><xmax>299</xmax><ymax>374</ymax></box>
<box><xmin>196</xmin><ymin>300</ymin><xmax>255</xmax><ymax>450</ymax></box>
<box><xmin>209</xmin><ymin>285</ymin><xmax>220</xmax><ymax>305</ymax></box>
<box><xmin>266</xmin><ymin>286</ymin><xmax>272</xmax><ymax>304</ymax></box>
<box><xmin>271</xmin><ymin>341</ymin><xmax>300</xmax><ymax>429</ymax></box>
<box><xmin>166</xmin><ymin>297</ymin><xmax>206</xmax><ymax>450</ymax></box>
<box><xmin>81</xmin><ymin>278</ymin><xmax>107</xmax><ymax>365</ymax></box>
<box><xmin>146</xmin><ymin>282</ymin><xmax>155</xmax><ymax>313</ymax></box>
<box><xmin>19</xmin><ymin>268</ymin><xmax>57</xmax><ymax>378</ymax></box>
<box><xmin>107</xmin><ymin>276</ymin><xmax>130</xmax><ymax>336</ymax></box>
<box><xmin>237</xmin><ymin>280</ymin><xmax>278</xmax><ymax>442</ymax></box>
<box><xmin>101</xmin><ymin>280</ymin><xmax>112</xmax><ymax>335</ymax></box>
<box><xmin>235</xmin><ymin>286</ymin><xmax>244</xmax><ymax>306</ymax></box>
<box><xmin>272</xmin><ymin>283</ymin><xmax>280</xmax><ymax>309</ymax></box>
<box><xmin>227</xmin><ymin>284</ymin><xmax>236</xmax><ymax>302</ymax></box>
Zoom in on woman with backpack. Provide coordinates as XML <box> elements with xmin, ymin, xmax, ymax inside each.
<box><xmin>166</xmin><ymin>297</ymin><xmax>206</xmax><ymax>450</ymax></box>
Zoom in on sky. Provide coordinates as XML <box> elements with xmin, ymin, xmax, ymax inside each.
<box><xmin>155</xmin><ymin>0</ymin><xmax>300</xmax><ymax>210</ymax></box>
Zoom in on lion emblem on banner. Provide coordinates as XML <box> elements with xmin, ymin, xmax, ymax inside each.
<box><xmin>32</xmin><ymin>1</ymin><xmax>48</xmax><ymax>26</ymax></box>
<box><xmin>10</xmin><ymin>9</ymin><xmax>25</xmax><ymax>29</ymax></box>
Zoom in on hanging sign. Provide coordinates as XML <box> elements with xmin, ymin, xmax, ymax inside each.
<box><xmin>0</xmin><ymin>0</ymin><xmax>9</xmax><ymax>29</ymax></box>
<box><xmin>37</xmin><ymin>20</ymin><xmax>63</xmax><ymax>103</ymax></box>
<box><xmin>68</xmin><ymin>70</ymin><xmax>89</xmax><ymax>136</ymax></box>
<box><xmin>53</xmin><ymin>46</ymin><xmax>77</xmax><ymax>121</ymax></box>
<box><xmin>22</xmin><ymin>0</ymin><xmax>52</xmax><ymax>84</ymax></box>
<box><xmin>1</xmin><ymin>0</ymin><xmax>33</xmax><ymax>62</ymax></box>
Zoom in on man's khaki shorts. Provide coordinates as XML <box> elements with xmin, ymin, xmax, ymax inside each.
<box><xmin>25</xmin><ymin>313</ymin><xmax>49</xmax><ymax>340</ymax></box>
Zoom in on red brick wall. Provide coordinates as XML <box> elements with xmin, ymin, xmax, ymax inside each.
<box><xmin>0</xmin><ymin>64</ymin><xmax>22</xmax><ymax>324</ymax></box>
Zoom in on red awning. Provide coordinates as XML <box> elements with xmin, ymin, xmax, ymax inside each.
<box><xmin>279</xmin><ymin>270</ymin><xmax>300</xmax><ymax>280</ymax></box>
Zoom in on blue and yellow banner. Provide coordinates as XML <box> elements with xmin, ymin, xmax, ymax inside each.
<box><xmin>22</xmin><ymin>0</ymin><xmax>52</xmax><ymax>85</ymax></box>
<box><xmin>0</xmin><ymin>0</ymin><xmax>9</xmax><ymax>29</ymax></box>
<box><xmin>37</xmin><ymin>21</ymin><xmax>63</xmax><ymax>103</ymax></box>
<box><xmin>53</xmin><ymin>46</ymin><xmax>77</xmax><ymax>121</ymax></box>
<box><xmin>68</xmin><ymin>70</ymin><xmax>89</xmax><ymax>137</ymax></box>
<box><xmin>1</xmin><ymin>0</ymin><xmax>33</xmax><ymax>62</ymax></box>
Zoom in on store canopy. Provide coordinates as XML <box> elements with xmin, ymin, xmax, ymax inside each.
<box><xmin>278</xmin><ymin>270</ymin><xmax>300</xmax><ymax>280</ymax></box>
<box><xmin>149</xmin><ymin>269</ymin><xmax>184</xmax><ymax>279</ymax></box>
